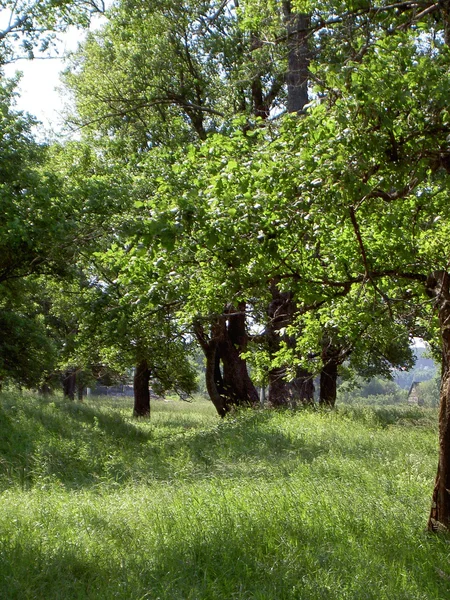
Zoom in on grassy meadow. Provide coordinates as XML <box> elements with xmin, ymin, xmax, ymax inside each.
<box><xmin>0</xmin><ymin>391</ymin><xmax>449</xmax><ymax>599</ymax></box>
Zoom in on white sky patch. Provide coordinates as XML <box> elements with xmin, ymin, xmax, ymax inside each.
<box><xmin>412</xmin><ymin>338</ymin><xmax>427</xmax><ymax>348</ymax></box>
<box><xmin>2</xmin><ymin>3</ymin><xmax>112</xmax><ymax>137</ymax></box>
<box><xmin>3</xmin><ymin>28</ymin><xmax>84</xmax><ymax>134</ymax></box>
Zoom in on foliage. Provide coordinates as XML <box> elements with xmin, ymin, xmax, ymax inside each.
<box><xmin>63</xmin><ymin>0</ymin><xmax>285</xmax><ymax>149</ymax></box>
<box><xmin>417</xmin><ymin>376</ymin><xmax>441</xmax><ymax>408</ymax></box>
<box><xmin>0</xmin><ymin>82</ymin><xmax>81</xmax><ymax>387</ymax></box>
<box><xmin>338</xmin><ymin>377</ymin><xmax>408</xmax><ymax>405</ymax></box>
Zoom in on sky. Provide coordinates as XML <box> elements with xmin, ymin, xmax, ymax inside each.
<box><xmin>3</xmin><ymin>29</ymin><xmax>84</xmax><ymax>134</ymax></box>
<box><xmin>2</xmin><ymin>4</ymin><xmax>112</xmax><ymax>136</ymax></box>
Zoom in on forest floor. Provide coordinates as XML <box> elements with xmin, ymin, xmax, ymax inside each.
<box><xmin>0</xmin><ymin>391</ymin><xmax>449</xmax><ymax>599</ymax></box>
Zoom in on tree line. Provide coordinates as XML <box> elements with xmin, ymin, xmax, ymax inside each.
<box><xmin>1</xmin><ymin>0</ymin><xmax>450</xmax><ymax>529</ymax></box>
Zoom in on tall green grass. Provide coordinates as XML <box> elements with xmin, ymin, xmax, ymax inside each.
<box><xmin>0</xmin><ymin>392</ymin><xmax>448</xmax><ymax>599</ymax></box>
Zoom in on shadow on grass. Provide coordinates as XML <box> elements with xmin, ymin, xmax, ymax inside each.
<box><xmin>139</xmin><ymin>520</ymin><xmax>450</xmax><ymax>600</ymax></box>
<box><xmin>0</xmin><ymin>538</ymin><xmax>129</xmax><ymax>600</ymax></box>
<box><xmin>0</xmin><ymin>395</ymin><xmax>438</xmax><ymax>492</ymax></box>
<box><xmin>0</xmin><ymin>397</ymin><xmax>326</xmax><ymax>490</ymax></box>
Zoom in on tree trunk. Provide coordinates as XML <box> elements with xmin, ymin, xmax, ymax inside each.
<box><xmin>194</xmin><ymin>307</ymin><xmax>259</xmax><ymax>416</ymax></box>
<box><xmin>133</xmin><ymin>359</ymin><xmax>150</xmax><ymax>417</ymax></box>
<box><xmin>319</xmin><ymin>340</ymin><xmax>344</xmax><ymax>408</ymax></box>
<box><xmin>264</xmin><ymin>4</ymin><xmax>312</xmax><ymax>407</ymax></box>
<box><xmin>39</xmin><ymin>382</ymin><xmax>53</xmax><ymax>396</ymax></box>
<box><xmin>320</xmin><ymin>360</ymin><xmax>338</xmax><ymax>407</ymax></box>
<box><xmin>267</xmin><ymin>282</ymin><xmax>314</xmax><ymax>407</ymax></box>
<box><xmin>250</xmin><ymin>34</ymin><xmax>271</xmax><ymax>119</ymax></box>
<box><xmin>194</xmin><ymin>320</ymin><xmax>230</xmax><ymax>417</ymax></box>
<box><xmin>427</xmin><ymin>271</ymin><xmax>450</xmax><ymax>531</ymax></box>
<box><xmin>220</xmin><ymin>304</ymin><xmax>260</xmax><ymax>408</ymax></box>
<box><xmin>63</xmin><ymin>370</ymin><xmax>76</xmax><ymax>401</ymax></box>
<box><xmin>440</xmin><ymin>0</ymin><xmax>450</xmax><ymax>46</ymax></box>
<box><xmin>77</xmin><ymin>384</ymin><xmax>84</xmax><ymax>402</ymax></box>
<box><xmin>291</xmin><ymin>367</ymin><xmax>315</xmax><ymax>405</ymax></box>
<box><xmin>282</xmin><ymin>2</ymin><xmax>310</xmax><ymax>114</ymax></box>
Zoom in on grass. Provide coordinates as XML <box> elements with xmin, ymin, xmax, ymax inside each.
<box><xmin>0</xmin><ymin>391</ymin><xmax>449</xmax><ymax>599</ymax></box>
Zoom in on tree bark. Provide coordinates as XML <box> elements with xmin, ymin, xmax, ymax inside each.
<box><xmin>194</xmin><ymin>320</ymin><xmax>230</xmax><ymax>417</ymax></box>
<box><xmin>319</xmin><ymin>340</ymin><xmax>344</xmax><ymax>408</ymax></box>
<box><xmin>282</xmin><ymin>2</ymin><xmax>310</xmax><ymax>114</ymax></box>
<box><xmin>263</xmin><ymin>3</ymin><xmax>313</xmax><ymax>407</ymax></box>
<box><xmin>267</xmin><ymin>282</ymin><xmax>314</xmax><ymax>407</ymax></box>
<box><xmin>220</xmin><ymin>304</ymin><xmax>260</xmax><ymax>408</ymax></box>
<box><xmin>320</xmin><ymin>359</ymin><xmax>338</xmax><ymax>407</ymax></box>
<box><xmin>427</xmin><ymin>271</ymin><xmax>450</xmax><ymax>531</ymax></box>
<box><xmin>194</xmin><ymin>306</ymin><xmax>259</xmax><ymax>416</ymax></box>
<box><xmin>440</xmin><ymin>0</ymin><xmax>450</xmax><ymax>46</ymax></box>
<box><xmin>133</xmin><ymin>359</ymin><xmax>150</xmax><ymax>417</ymax></box>
<box><xmin>63</xmin><ymin>369</ymin><xmax>76</xmax><ymax>401</ymax></box>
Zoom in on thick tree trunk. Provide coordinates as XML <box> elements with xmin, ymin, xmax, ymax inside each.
<box><xmin>133</xmin><ymin>359</ymin><xmax>150</xmax><ymax>417</ymax></box>
<box><xmin>291</xmin><ymin>367</ymin><xmax>315</xmax><ymax>405</ymax></box>
<box><xmin>320</xmin><ymin>360</ymin><xmax>338</xmax><ymax>407</ymax></box>
<box><xmin>427</xmin><ymin>271</ymin><xmax>450</xmax><ymax>531</ymax></box>
<box><xmin>268</xmin><ymin>365</ymin><xmax>314</xmax><ymax>407</ymax></box>
<box><xmin>319</xmin><ymin>341</ymin><xmax>344</xmax><ymax>408</ymax></box>
<box><xmin>204</xmin><ymin>336</ymin><xmax>229</xmax><ymax>417</ymax></box>
<box><xmin>267</xmin><ymin>283</ymin><xmax>314</xmax><ymax>407</ymax></box>
<box><xmin>194</xmin><ymin>320</ymin><xmax>230</xmax><ymax>417</ymax></box>
<box><xmin>220</xmin><ymin>304</ymin><xmax>260</xmax><ymax>408</ymax></box>
<box><xmin>63</xmin><ymin>370</ymin><xmax>76</xmax><ymax>401</ymax></box>
<box><xmin>264</xmin><ymin>4</ymin><xmax>312</xmax><ymax>407</ymax></box>
<box><xmin>267</xmin><ymin>285</ymin><xmax>293</xmax><ymax>407</ymax></box>
<box><xmin>282</xmin><ymin>2</ymin><xmax>310</xmax><ymax>114</ymax></box>
<box><xmin>194</xmin><ymin>307</ymin><xmax>259</xmax><ymax>416</ymax></box>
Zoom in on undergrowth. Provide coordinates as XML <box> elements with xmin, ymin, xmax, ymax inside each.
<box><xmin>0</xmin><ymin>391</ymin><xmax>448</xmax><ymax>599</ymax></box>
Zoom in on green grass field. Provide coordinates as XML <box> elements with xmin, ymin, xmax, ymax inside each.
<box><xmin>0</xmin><ymin>392</ymin><xmax>449</xmax><ymax>599</ymax></box>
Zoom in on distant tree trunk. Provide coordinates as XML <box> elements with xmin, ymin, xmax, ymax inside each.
<box><xmin>63</xmin><ymin>370</ymin><xmax>76</xmax><ymax>401</ymax></box>
<box><xmin>133</xmin><ymin>359</ymin><xmax>150</xmax><ymax>417</ymax></box>
<box><xmin>77</xmin><ymin>384</ymin><xmax>84</xmax><ymax>402</ymax></box>
<box><xmin>39</xmin><ymin>382</ymin><xmax>53</xmax><ymax>396</ymax></box>
<box><xmin>426</xmin><ymin>271</ymin><xmax>450</xmax><ymax>531</ymax></box>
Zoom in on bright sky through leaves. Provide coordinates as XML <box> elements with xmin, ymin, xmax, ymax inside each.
<box><xmin>1</xmin><ymin>1</ymin><xmax>112</xmax><ymax>135</ymax></box>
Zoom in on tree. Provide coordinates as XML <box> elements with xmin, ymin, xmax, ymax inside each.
<box><xmin>63</xmin><ymin>0</ymin><xmax>325</xmax><ymax>411</ymax></box>
<box><xmin>223</xmin><ymin>5</ymin><xmax>449</xmax><ymax>527</ymax></box>
<box><xmin>123</xmin><ymin>0</ymin><xmax>449</xmax><ymax>526</ymax></box>
<box><xmin>0</xmin><ymin>0</ymin><xmax>109</xmax><ymax>388</ymax></box>
<box><xmin>0</xmin><ymin>80</ymin><xmax>78</xmax><ymax>387</ymax></box>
